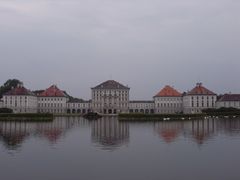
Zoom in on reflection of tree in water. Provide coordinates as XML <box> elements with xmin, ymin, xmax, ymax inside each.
<box><xmin>154</xmin><ymin>121</ymin><xmax>183</xmax><ymax>143</ymax></box>
<box><xmin>0</xmin><ymin>117</ymin><xmax>89</xmax><ymax>150</ymax></box>
<box><xmin>0</xmin><ymin>121</ymin><xmax>31</xmax><ymax>150</ymax></box>
<box><xmin>91</xmin><ymin>117</ymin><xmax>129</xmax><ymax>150</ymax></box>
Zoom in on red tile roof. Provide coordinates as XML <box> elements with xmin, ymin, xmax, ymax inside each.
<box><xmin>154</xmin><ymin>85</ymin><xmax>182</xmax><ymax>97</ymax></box>
<box><xmin>4</xmin><ymin>86</ymin><xmax>35</xmax><ymax>96</ymax></box>
<box><xmin>187</xmin><ymin>83</ymin><xmax>216</xmax><ymax>95</ymax></box>
<box><xmin>39</xmin><ymin>85</ymin><xmax>66</xmax><ymax>97</ymax></box>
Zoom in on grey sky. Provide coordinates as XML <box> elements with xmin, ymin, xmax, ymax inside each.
<box><xmin>0</xmin><ymin>0</ymin><xmax>239</xmax><ymax>100</ymax></box>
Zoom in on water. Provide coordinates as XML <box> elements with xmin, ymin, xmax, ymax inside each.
<box><xmin>0</xmin><ymin>117</ymin><xmax>240</xmax><ymax>180</ymax></box>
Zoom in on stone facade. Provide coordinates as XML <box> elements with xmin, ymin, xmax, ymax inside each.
<box><xmin>2</xmin><ymin>83</ymin><xmax>38</xmax><ymax>113</ymax></box>
<box><xmin>216</xmin><ymin>94</ymin><xmax>240</xmax><ymax>109</ymax></box>
<box><xmin>183</xmin><ymin>83</ymin><xmax>217</xmax><ymax>114</ymax></box>
<box><xmin>154</xmin><ymin>86</ymin><xmax>183</xmax><ymax>114</ymax></box>
<box><xmin>129</xmin><ymin>101</ymin><xmax>154</xmax><ymax>114</ymax></box>
<box><xmin>66</xmin><ymin>99</ymin><xmax>91</xmax><ymax>114</ymax></box>
<box><xmin>91</xmin><ymin>80</ymin><xmax>130</xmax><ymax>114</ymax></box>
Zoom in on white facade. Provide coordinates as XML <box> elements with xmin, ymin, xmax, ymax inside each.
<box><xmin>1</xmin><ymin>81</ymin><xmax>227</xmax><ymax>115</ymax></box>
<box><xmin>216</xmin><ymin>94</ymin><xmax>240</xmax><ymax>109</ymax></box>
<box><xmin>183</xmin><ymin>83</ymin><xmax>217</xmax><ymax>114</ymax></box>
<box><xmin>129</xmin><ymin>101</ymin><xmax>154</xmax><ymax>114</ymax></box>
<box><xmin>67</xmin><ymin>101</ymin><xmax>91</xmax><ymax>114</ymax></box>
<box><xmin>183</xmin><ymin>95</ymin><xmax>217</xmax><ymax>114</ymax></box>
<box><xmin>38</xmin><ymin>97</ymin><xmax>68</xmax><ymax>114</ymax></box>
<box><xmin>36</xmin><ymin>85</ymin><xmax>68</xmax><ymax>114</ymax></box>
<box><xmin>154</xmin><ymin>97</ymin><xmax>183</xmax><ymax>114</ymax></box>
<box><xmin>2</xmin><ymin>84</ymin><xmax>38</xmax><ymax>113</ymax></box>
<box><xmin>3</xmin><ymin>95</ymin><xmax>38</xmax><ymax>113</ymax></box>
<box><xmin>217</xmin><ymin>101</ymin><xmax>240</xmax><ymax>109</ymax></box>
<box><xmin>91</xmin><ymin>80</ymin><xmax>130</xmax><ymax>114</ymax></box>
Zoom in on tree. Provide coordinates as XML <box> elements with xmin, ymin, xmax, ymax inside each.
<box><xmin>0</xmin><ymin>79</ymin><xmax>22</xmax><ymax>98</ymax></box>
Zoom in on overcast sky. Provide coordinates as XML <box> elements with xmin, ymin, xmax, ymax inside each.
<box><xmin>0</xmin><ymin>0</ymin><xmax>239</xmax><ymax>100</ymax></box>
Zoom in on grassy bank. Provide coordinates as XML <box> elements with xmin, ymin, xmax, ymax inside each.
<box><xmin>0</xmin><ymin>113</ymin><xmax>54</xmax><ymax>121</ymax></box>
<box><xmin>53</xmin><ymin>113</ymin><xmax>83</xmax><ymax>117</ymax></box>
<box><xmin>119</xmin><ymin>112</ymin><xmax>240</xmax><ymax>121</ymax></box>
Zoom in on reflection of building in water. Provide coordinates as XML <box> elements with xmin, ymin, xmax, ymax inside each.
<box><xmin>190</xmin><ymin>118</ymin><xmax>216</xmax><ymax>145</ymax></box>
<box><xmin>0</xmin><ymin>117</ymin><xmax>89</xmax><ymax>150</ymax></box>
<box><xmin>154</xmin><ymin>121</ymin><xmax>183</xmax><ymax>143</ymax></box>
<box><xmin>35</xmin><ymin>118</ymin><xmax>66</xmax><ymax>143</ymax></box>
<box><xmin>218</xmin><ymin>118</ymin><xmax>240</xmax><ymax>136</ymax></box>
<box><xmin>91</xmin><ymin>117</ymin><xmax>129</xmax><ymax>150</ymax></box>
<box><xmin>35</xmin><ymin>117</ymin><xmax>89</xmax><ymax>143</ymax></box>
<box><xmin>154</xmin><ymin>118</ymin><xmax>218</xmax><ymax>145</ymax></box>
<box><xmin>0</xmin><ymin>121</ymin><xmax>32</xmax><ymax>150</ymax></box>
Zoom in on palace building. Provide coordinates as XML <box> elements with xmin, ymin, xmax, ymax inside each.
<box><xmin>216</xmin><ymin>94</ymin><xmax>240</xmax><ymax>109</ymax></box>
<box><xmin>91</xmin><ymin>80</ymin><xmax>130</xmax><ymax>114</ymax></box>
<box><xmin>183</xmin><ymin>83</ymin><xmax>217</xmax><ymax>114</ymax></box>
<box><xmin>66</xmin><ymin>99</ymin><xmax>91</xmax><ymax>114</ymax></box>
<box><xmin>2</xmin><ymin>83</ymin><xmax>38</xmax><ymax>113</ymax></box>
<box><xmin>1</xmin><ymin>80</ymin><xmax>231</xmax><ymax>115</ymax></box>
<box><xmin>129</xmin><ymin>101</ymin><xmax>154</xmax><ymax>114</ymax></box>
<box><xmin>154</xmin><ymin>85</ymin><xmax>183</xmax><ymax>114</ymax></box>
<box><xmin>37</xmin><ymin>85</ymin><xmax>68</xmax><ymax>114</ymax></box>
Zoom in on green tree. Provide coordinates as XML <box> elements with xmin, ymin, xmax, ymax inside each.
<box><xmin>0</xmin><ymin>79</ymin><xmax>21</xmax><ymax>98</ymax></box>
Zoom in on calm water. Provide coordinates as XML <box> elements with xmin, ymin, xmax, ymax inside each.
<box><xmin>1</xmin><ymin>117</ymin><xmax>240</xmax><ymax>180</ymax></box>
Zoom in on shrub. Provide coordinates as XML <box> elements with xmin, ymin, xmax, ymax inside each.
<box><xmin>0</xmin><ymin>108</ymin><xmax>13</xmax><ymax>113</ymax></box>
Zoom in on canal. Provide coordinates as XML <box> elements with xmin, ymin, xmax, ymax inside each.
<box><xmin>0</xmin><ymin>117</ymin><xmax>240</xmax><ymax>180</ymax></box>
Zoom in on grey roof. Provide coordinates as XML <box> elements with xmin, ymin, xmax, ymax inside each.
<box><xmin>67</xmin><ymin>98</ymin><xmax>90</xmax><ymax>103</ymax></box>
<box><xmin>218</xmin><ymin>94</ymin><xmax>240</xmax><ymax>102</ymax></box>
<box><xmin>130</xmin><ymin>100</ymin><xmax>154</xmax><ymax>103</ymax></box>
<box><xmin>92</xmin><ymin>80</ymin><xmax>130</xmax><ymax>90</ymax></box>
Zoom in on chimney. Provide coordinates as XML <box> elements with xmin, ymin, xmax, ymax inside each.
<box><xmin>196</xmin><ymin>82</ymin><xmax>202</xmax><ymax>87</ymax></box>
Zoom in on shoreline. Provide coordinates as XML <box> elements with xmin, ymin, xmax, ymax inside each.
<box><xmin>0</xmin><ymin>113</ymin><xmax>54</xmax><ymax>121</ymax></box>
<box><xmin>118</xmin><ymin>113</ymin><xmax>240</xmax><ymax>121</ymax></box>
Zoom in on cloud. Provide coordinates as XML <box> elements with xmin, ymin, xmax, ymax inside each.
<box><xmin>0</xmin><ymin>0</ymin><xmax>240</xmax><ymax>99</ymax></box>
